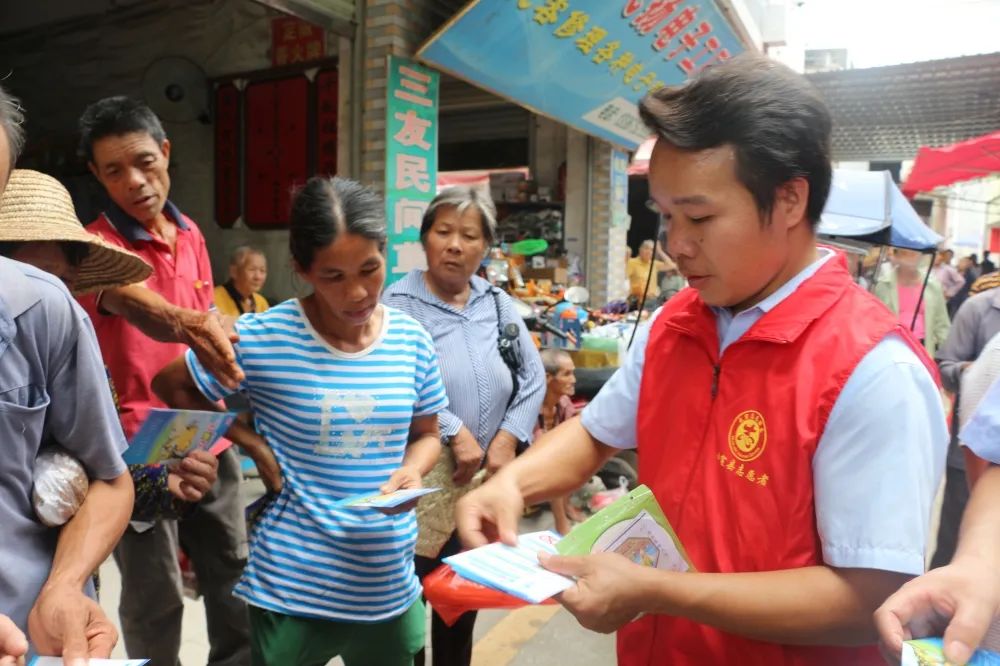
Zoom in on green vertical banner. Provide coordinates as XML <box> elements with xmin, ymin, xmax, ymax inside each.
<box><xmin>385</xmin><ymin>55</ymin><xmax>440</xmax><ymax>283</ymax></box>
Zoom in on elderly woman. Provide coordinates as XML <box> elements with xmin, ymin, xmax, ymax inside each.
<box><xmin>215</xmin><ymin>245</ymin><xmax>269</xmax><ymax>316</ymax></box>
<box><xmin>382</xmin><ymin>186</ymin><xmax>545</xmax><ymax>666</ymax></box>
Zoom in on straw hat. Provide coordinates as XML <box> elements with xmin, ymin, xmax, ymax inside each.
<box><xmin>0</xmin><ymin>169</ymin><xmax>152</xmax><ymax>293</ymax></box>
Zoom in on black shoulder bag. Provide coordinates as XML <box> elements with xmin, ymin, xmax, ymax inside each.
<box><xmin>491</xmin><ymin>288</ymin><xmax>522</xmax><ymax>409</ymax></box>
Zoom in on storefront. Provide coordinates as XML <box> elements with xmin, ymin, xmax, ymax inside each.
<box><xmin>0</xmin><ymin>0</ymin><xmax>768</xmax><ymax>307</ymax></box>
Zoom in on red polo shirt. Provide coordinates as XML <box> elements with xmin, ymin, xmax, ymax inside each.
<box><xmin>80</xmin><ymin>201</ymin><xmax>215</xmax><ymax>439</ymax></box>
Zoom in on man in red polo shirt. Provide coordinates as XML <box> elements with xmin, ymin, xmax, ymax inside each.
<box><xmin>78</xmin><ymin>96</ymin><xmax>250</xmax><ymax>666</ymax></box>
<box><xmin>457</xmin><ymin>55</ymin><xmax>947</xmax><ymax>665</ymax></box>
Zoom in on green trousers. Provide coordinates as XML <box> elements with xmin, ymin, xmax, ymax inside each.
<box><xmin>249</xmin><ymin>600</ymin><xmax>425</xmax><ymax>666</ymax></box>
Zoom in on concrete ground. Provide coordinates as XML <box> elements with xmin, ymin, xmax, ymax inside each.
<box><xmin>98</xmin><ymin>480</ymin><xmax>614</xmax><ymax>665</ymax></box>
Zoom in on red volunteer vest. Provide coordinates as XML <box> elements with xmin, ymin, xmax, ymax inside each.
<box><xmin>619</xmin><ymin>254</ymin><xmax>936</xmax><ymax>666</ymax></box>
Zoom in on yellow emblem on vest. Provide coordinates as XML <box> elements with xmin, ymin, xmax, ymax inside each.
<box><xmin>728</xmin><ymin>410</ymin><xmax>767</xmax><ymax>462</ymax></box>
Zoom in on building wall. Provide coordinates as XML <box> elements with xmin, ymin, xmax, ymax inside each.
<box><xmin>945</xmin><ymin>176</ymin><xmax>1000</xmax><ymax>258</ymax></box>
<box><xmin>588</xmin><ymin>140</ymin><xmax>628</xmax><ymax>306</ymax></box>
<box><xmin>359</xmin><ymin>0</ymin><xmax>440</xmax><ymax>194</ymax></box>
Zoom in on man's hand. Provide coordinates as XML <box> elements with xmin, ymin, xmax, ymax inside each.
<box><xmin>539</xmin><ymin>552</ymin><xmax>649</xmax><ymax>634</ymax></box>
<box><xmin>0</xmin><ymin>615</ymin><xmax>27</xmax><ymax>666</ymax></box>
<box><xmin>167</xmin><ymin>450</ymin><xmax>219</xmax><ymax>502</ymax></box>
<box><xmin>485</xmin><ymin>431</ymin><xmax>518</xmax><ymax>478</ymax></box>
<box><xmin>377</xmin><ymin>465</ymin><xmax>424</xmax><ymax>515</ymax></box>
<box><xmin>456</xmin><ymin>474</ymin><xmax>524</xmax><ymax>548</ymax></box>
<box><xmin>450</xmin><ymin>427</ymin><xmax>484</xmax><ymax>486</ymax></box>
<box><xmin>177</xmin><ymin>310</ymin><xmax>243</xmax><ymax>390</ymax></box>
<box><xmin>875</xmin><ymin>555</ymin><xmax>1000</xmax><ymax>664</ymax></box>
<box><xmin>28</xmin><ymin>584</ymin><xmax>117</xmax><ymax>663</ymax></box>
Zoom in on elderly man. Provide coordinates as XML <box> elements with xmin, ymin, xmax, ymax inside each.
<box><xmin>76</xmin><ymin>95</ymin><xmax>251</xmax><ymax>666</ymax></box>
<box><xmin>0</xmin><ymin>85</ymin><xmax>134</xmax><ymax>664</ymax></box>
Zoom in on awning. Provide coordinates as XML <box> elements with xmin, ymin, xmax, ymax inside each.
<box><xmin>436</xmin><ymin>167</ymin><xmax>528</xmax><ymax>191</ymax></box>
<box><xmin>902</xmin><ymin>130</ymin><xmax>1000</xmax><ymax>197</ymax></box>
<box><xmin>628</xmin><ymin>137</ymin><xmax>656</xmax><ymax>175</ymax></box>
<box><xmin>417</xmin><ymin>1</ymin><xmax>749</xmax><ymax>151</ymax></box>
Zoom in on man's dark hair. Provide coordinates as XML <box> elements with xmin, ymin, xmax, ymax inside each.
<box><xmin>638</xmin><ymin>54</ymin><xmax>833</xmax><ymax>227</ymax></box>
<box><xmin>0</xmin><ymin>84</ymin><xmax>25</xmax><ymax>172</ymax></box>
<box><xmin>78</xmin><ymin>96</ymin><xmax>166</xmax><ymax>162</ymax></box>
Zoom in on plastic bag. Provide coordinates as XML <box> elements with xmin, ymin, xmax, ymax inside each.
<box><xmin>588</xmin><ymin>475</ymin><xmax>630</xmax><ymax>512</ymax></box>
<box><xmin>422</xmin><ymin>564</ymin><xmax>557</xmax><ymax>626</ymax></box>
<box><xmin>33</xmin><ymin>446</ymin><xmax>89</xmax><ymax>527</ymax></box>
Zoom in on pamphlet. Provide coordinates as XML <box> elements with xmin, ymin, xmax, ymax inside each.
<box><xmin>28</xmin><ymin>657</ymin><xmax>149</xmax><ymax>666</ymax></box>
<box><xmin>557</xmin><ymin>484</ymin><xmax>694</xmax><ymax>572</ymax></box>
<box><xmin>441</xmin><ymin>484</ymin><xmax>691</xmax><ymax>604</ymax></box>
<box><xmin>338</xmin><ymin>487</ymin><xmax>441</xmax><ymax>509</ymax></box>
<box><xmin>123</xmin><ymin>409</ymin><xmax>236</xmax><ymax>466</ymax></box>
<box><xmin>901</xmin><ymin>638</ymin><xmax>1000</xmax><ymax>665</ymax></box>
<box><xmin>444</xmin><ymin>531</ymin><xmax>570</xmax><ymax>604</ymax></box>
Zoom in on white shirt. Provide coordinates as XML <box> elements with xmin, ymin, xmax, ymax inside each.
<box><xmin>582</xmin><ymin>250</ymin><xmax>947</xmax><ymax>576</ymax></box>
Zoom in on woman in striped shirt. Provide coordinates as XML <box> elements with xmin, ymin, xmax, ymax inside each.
<box><xmin>383</xmin><ymin>186</ymin><xmax>545</xmax><ymax>666</ymax></box>
<box><xmin>153</xmin><ymin>177</ymin><xmax>448</xmax><ymax>666</ymax></box>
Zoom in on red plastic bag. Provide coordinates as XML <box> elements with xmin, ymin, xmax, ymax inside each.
<box><xmin>422</xmin><ymin>564</ymin><xmax>558</xmax><ymax>626</ymax></box>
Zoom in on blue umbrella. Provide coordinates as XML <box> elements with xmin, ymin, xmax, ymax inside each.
<box><xmin>819</xmin><ymin>169</ymin><xmax>893</xmax><ymax>238</ymax></box>
<box><xmin>818</xmin><ymin>170</ymin><xmax>943</xmax><ymax>331</ymax></box>
<box><xmin>818</xmin><ymin>169</ymin><xmax>942</xmax><ymax>251</ymax></box>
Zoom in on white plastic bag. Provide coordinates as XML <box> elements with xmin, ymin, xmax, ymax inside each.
<box><xmin>33</xmin><ymin>447</ymin><xmax>89</xmax><ymax>527</ymax></box>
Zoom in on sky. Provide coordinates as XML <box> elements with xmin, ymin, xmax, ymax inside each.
<box><xmin>786</xmin><ymin>0</ymin><xmax>1000</xmax><ymax>69</ymax></box>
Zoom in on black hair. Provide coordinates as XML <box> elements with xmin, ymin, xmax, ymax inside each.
<box><xmin>289</xmin><ymin>176</ymin><xmax>386</xmax><ymax>271</ymax></box>
<box><xmin>638</xmin><ymin>53</ymin><xmax>833</xmax><ymax>228</ymax></box>
<box><xmin>78</xmin><ymin>96</ymin><xmax>167</xmax><ymax>162</ymax></box>
<box><xmin>0</xmin><ymin>84</ymin><xmax>25</xmax><ymax>172</ymax></box>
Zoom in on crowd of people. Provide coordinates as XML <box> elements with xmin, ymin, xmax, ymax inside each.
<box><xmin>3</xmin><ymin>52</ymin><xmax>1000</xmax><ymax>666</ymax></box>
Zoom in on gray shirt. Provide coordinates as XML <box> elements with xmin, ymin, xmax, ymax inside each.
<box><xmin>0</xmin><ymin>258</ymin><xmax>127</xmax><ymax>632</ymax></box>
<box><xmin>936</xmin><ymin>287</ymin><xmax>1000</xmax><ymax>468</ymax></box>
<box><xmin>383</xmin><ymin>270</ymin><xmax>545</xmax><ymax>447</ymax></box>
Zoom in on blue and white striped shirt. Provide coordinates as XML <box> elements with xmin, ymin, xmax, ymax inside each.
<box><xmin>382</xmin><ymin>270</ymin><xmax>545</xmax><ymax>447</ymax></box>
<box><xmin>185</xmin><ymin>300</ymin><xmax>448</xmax><ymax>622</ymax></box>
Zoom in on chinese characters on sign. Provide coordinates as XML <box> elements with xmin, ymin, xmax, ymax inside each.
<box><xmin>385</xmin><ymin>56</ymin><xmax>439</xmax><ymax>282</ymax></box>
<box><xmin>418</xmin><ymin>0</ymin><xmax>743</xmax><ymax>149</ymax></box>
<box><xmin>271</xmin><ymin>16</ymin><xmax>325</xmax><ymax>68</ymax></box>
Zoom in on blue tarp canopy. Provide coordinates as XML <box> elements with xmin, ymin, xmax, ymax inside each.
<box><xmin>818</xmin><ymin>170</ymin><xmax>942</xmax><ymax>251</ymax></box>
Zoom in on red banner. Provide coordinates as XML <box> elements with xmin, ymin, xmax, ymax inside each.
<box><xmin>316</xmin><ymin>68</ymin><xmax>338</xmax><ymax>176</ymax></box>
<box><xmin>244</xmin><ymin>77</ymin><xmax>309</xmax><ymax>227</ymax></box>
<box><xmin>271</xmin><ymin>17</ymin><xmax>325</xmax><ymax>68</ymax></box>
<box><xmin>213</xmin><ymin>83</ymin><xmax>241</xmax><ymax>228</ymax></box>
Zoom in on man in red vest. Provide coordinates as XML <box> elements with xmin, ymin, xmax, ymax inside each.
<box><xmin>457</xmin><ymin>54</ymin><xmax>947</xmax><ymax>665</ymax></box>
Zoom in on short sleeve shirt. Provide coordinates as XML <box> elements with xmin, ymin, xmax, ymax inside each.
<box><xmin>186</xmin><ymin>301</ymin><xmax>448</xmax><ymax>622</ymax></box>
<box><xmin>80</xmin><ymin>201</ymin><xmax>215</xmax><ymax>438</ymax></box>
<box><xmin>0</xmin><ymin>258</ymin><xmax>127</xmax><ymax>632</ymax></box>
